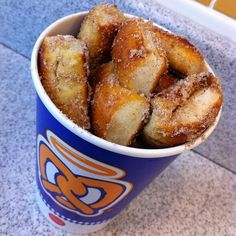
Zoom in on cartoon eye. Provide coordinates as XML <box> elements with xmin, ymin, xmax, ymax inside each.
<box><xmin>60</xmin><ymin>195</ymin><xmax>68</xmax><ymax>201</ymax></box>
<box><xmin>79</xmin><ymin>187</ymin><xmax>102</xmax><ymax>205</ymax></box>
<box><xmin>45</xmin><ymin>161</ymin><xmax>59</xmax><ymax>184</ymax></box>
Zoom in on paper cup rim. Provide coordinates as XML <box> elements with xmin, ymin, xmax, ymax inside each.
<box><xmin>31</xmin><ymin>11</ymin><xmax>221</xmax><ymax>158</ymax></box>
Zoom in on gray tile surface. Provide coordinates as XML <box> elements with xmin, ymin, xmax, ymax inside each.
<box><xmin>0</xmin><ymin>44</ymin><xmax>35</xmax><ymax>234</ymax></box>
<box><xmin>0</xmin><ymin>0</ymin><xmax>236</xmax><ymax>172</ymax></box>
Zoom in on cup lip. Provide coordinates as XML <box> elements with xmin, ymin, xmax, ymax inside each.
<box><xmin>31</xmin><ymin>11</ymin><xmax>222</xmax><ymax>158</ymax></box>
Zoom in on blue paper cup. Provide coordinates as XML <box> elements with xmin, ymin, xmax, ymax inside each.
<box><xmin>31</xmin><ymin>12</ymin><xmax>221</xmax><ymax>234</ymax></box>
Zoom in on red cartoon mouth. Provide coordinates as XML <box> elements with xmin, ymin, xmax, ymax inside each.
<box><xmin>49</xmin><ymin>213</ymin><xmax>65</xmax><ymax>226</ymax></box>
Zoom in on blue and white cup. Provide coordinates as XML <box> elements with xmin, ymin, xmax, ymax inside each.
<box><xmin>31</xmin><ymin>12</ymin><xmax>221</xmax><ymax>234</ymax></box>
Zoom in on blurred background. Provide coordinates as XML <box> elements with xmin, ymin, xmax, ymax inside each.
<box><xmin>0</xmin><ymin>0</ymin><xmax>236</xmax><ymax>235</ymax></box>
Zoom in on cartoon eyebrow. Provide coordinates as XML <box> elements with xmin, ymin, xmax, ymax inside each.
<box><xmin>47</xmin><ymin>130</ymin><xmax>125</xmax><ymax>179</ymax></box>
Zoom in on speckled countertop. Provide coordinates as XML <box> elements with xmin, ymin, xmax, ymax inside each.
<box><xmin>0</xmin><ymin>0</ymin><xmax>236</xmax><ymax>235</ymax></box>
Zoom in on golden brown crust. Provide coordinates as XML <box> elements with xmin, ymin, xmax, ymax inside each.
<box><xmin>91</xmin><ymin>62</ymin><xmax>119</xmax><ymax>137</ymax></box>
<box><xmin>112</xmin><ymin>19</ymin><xmax>168</xmax><ymax>96</ymax></box>
<box><xmin>92</xmin><ymin>62</ymin><xmax>150</xmax><ymax>145</ymax></box>
<box><xmin>38</xmin><ymin>35</ymin><xmax>90</xmax><ymax>129</ymax></box>
<box><xmin>153</xmin><ymin>26</ymin><xmax>208</xmax><ymax>75</ymax></box>
<box><xmin>78</xmin><ymin>4</ymin><xmax>125</xmax><ymax>73</ymax></box>
<box><xmin>143</xmin><ymin>72</ymin><xmax>223</xmax><ymax>147</ymax></box>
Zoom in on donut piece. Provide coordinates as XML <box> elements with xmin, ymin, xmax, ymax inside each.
<box><xmin>38</xmin><ymin>35</ymin><xmax>90</xmax><ymax>129</ymax></box>
<box><xmin>78</xmin><ymin>4</ymin><xmax>125</xmax><ymax>72</ymax></box>
<box><xmin>143</xmin><ymin>72</ymin><xmax>223</xmax><ymax>147</ymax></box>
<box><xmin>154</xmin><ymin>26</ymin><xmax>208</xmax><ymax>75</ymax></box>
<box><xmin>92</xmin><ymin>62</ymin><xmax>150</xmax><ymax>146</ymax></box>
<box><xmin>112</xmin><ymin>19</ymin><xmax>168</xmax><ymax>96</ymax></box>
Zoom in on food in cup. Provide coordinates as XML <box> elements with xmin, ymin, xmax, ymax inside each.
<box><xmin>112</xmin><ymin>19</ymin><xmax>168</xmax><ymax>96</ymax></box>
<box><xmin>91</xmin><ymin>62</ymin><xmax>150</xmax><ymax>146</ymax></box>
<box><xmin>153</xmin><ymin>26</ymin><xmax>209</xmax><ymax>75</ymax></box>
<box><xmin>78</xmin><ymin>4</ymin><xmax>125</xmax><ymax>73</ymax></box>
<box><xmin>38</xmin><ymin>3</ymin><xmax>223</xmax><ymax>148</ymax></box>
<box><xmin>38</xmin><ymin>35</ymin><xmax>90</xmax><ymax>130</ymax></box>
<box><xmin>143</xmin><ymin>72</ymin><xmax>223</xmax><ymax>147</ymax></box>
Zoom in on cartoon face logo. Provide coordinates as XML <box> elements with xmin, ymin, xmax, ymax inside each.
<box><xmin>37</xmin><ymin>130</ymin><xmax>133</xmax><ymax>217</ymax></box>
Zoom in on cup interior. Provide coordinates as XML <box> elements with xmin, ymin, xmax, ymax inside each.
<box><xmin>31</xmin><ymin>12</ymin><xmax>222</xmax><ymax>158</ymax></box>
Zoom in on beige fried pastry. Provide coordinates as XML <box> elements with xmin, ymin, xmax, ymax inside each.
<box><xmin>154</xmin><ymin>26</ymin><xmax>208</xmax><ymax>75</ymax></box>
<box><xmin>38</xmin><ymin>35</ymin><xmax>90</xmax><ymax>129</ymax></box>
<box><xmin>112</xmin><ymin>19</ymin><xmax>168</xmax><ymax>96</ymax></box>
<box><xmin>78</xmin><ymin>4</ymin><xmax>125</xmax><ymax>72</ymax></box>
<box><xmin>143</xmin><ymin>72</ymin><xmax>223</xmax><ymax>147</ymax></box>
<box><xmin>92</xmin><ymin>62</ymin><xmax>150</xmax><ymax>146</ymax></box>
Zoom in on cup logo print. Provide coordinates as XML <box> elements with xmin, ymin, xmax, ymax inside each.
<box><xmin>37</xmin><ymin>130</ymin><xmax>133</xmax><ymax>217</ymax></box>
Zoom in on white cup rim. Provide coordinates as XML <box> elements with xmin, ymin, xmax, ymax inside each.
<box><xmin>31</xmin><ymin>11</ymin><xmax>221</xmax><ymax>158</ymax></box>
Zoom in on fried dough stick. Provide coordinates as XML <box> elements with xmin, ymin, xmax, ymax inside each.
<box><xmin>92</xmin><ymin>62</ymin><xmax>150</xmax><ymax>146</ymax></box>
<box><xmin>38</xmin><ymin>35</ymin><xmax>90</xmax><ymax>129</ymax></box>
